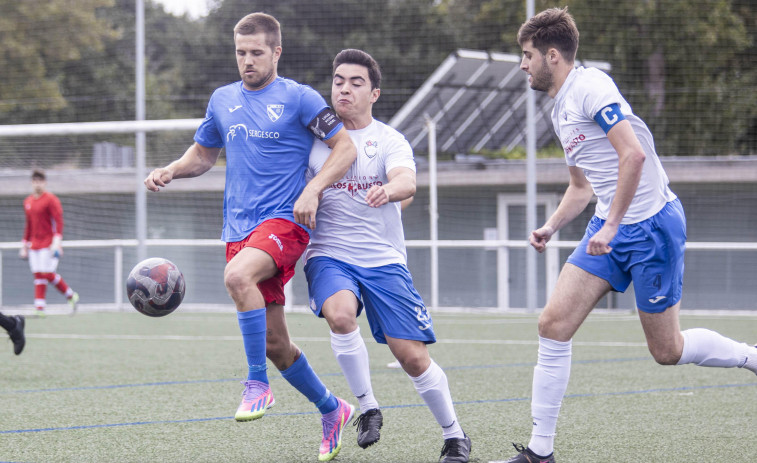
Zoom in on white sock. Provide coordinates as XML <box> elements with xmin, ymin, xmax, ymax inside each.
<box><xmin>410</xmin><ymin>359</ymin><xmax>464</xmax><ymax>440</ymax></box>
<box><xmin>742</xmin><ymin>346</ymin><xmax>757</xmax><ymax>374</ymax></box>
<box><xmin>528</xmin><ymin>336</ymin><xmax>572</xmax><ymax>457</ymax></box>
<box><xmin>330</xmin><ymin>328</ymin><xmax>379</xmax><ymax>412</ymax></box>
<box><xmin>677</xmin><ymin>328</ymin><xmax>755</xmax><ymax>370</ymax></box>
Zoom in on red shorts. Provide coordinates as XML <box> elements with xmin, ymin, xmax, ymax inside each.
<box><xmin>225</xmin><ymin>218</ymin><xmax>310</xmax><ymax>305</ymax></box>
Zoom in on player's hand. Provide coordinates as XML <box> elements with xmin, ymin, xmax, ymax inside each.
<box><xmin>365</xmin><ymin>185</ymin><xmax>390</xmax><ymax>208</ymax></box>
<box><xmin>51</xmin><ymin>244</ymin><xmax>63</xmax><ymax>258</ymax></box>
<box><xmin>294</xmin><ymin>188</ymin><xmax>319</xmax><ymax>229</ymax></box>
<box><xmin>144</xmin><ymin>167</ymin><xmax>174</xmax><ymax>192</ymax></box>
<box><xmin>51</xmin><ymin>235</ymin><xmax>63</xmax><ymax>258</ymax></box>
<box><xmin>529</xmin><ymin>225</ymin><xmax>555</xmax><ymax>253</ymax></box>
<box><xmin>19</xmin><ymin>246</ymin><xmax>28</xmax><ymax>260</ymax></box>
<box><xmin>586</xmin><ymin>224</ymin><xmax>616</xmax><ymax>255</ymax></box>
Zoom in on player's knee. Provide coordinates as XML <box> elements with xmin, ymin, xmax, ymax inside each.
<box><xmin>326</xmin><ymin>308</ymin><xmax>358</xmax><ymax>333</ymax></box>
<box><xmin>396</xmin><ymin>350</ymin><xmax>430</xmax><ymax>377</ymax></box>
<box><xmin>537</xmin><ymin>312</ymin><xmax>559</xmax><ymax>339</ymax></box>
<box><xmin>649</xmin><ymin>346</ymin><xmax>681</xmax><ymax>365</ymax></box>
<box><xmin>223</xmin><ymin>267</ymin><xmax>252</xmax><ymax>297</ymax></box>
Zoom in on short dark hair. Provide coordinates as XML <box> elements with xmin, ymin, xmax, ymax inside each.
<box><xmin>517</xmin><ymin>7</ymin><xmax>579</xmax><ymax>62</ymax></box>
<box><xmin>31</xmin><ymin>169</ymin><xmax>46</xmax><ymax>180</ymax></box>
<box><xmin>233</xmin><ymin>12</ymin><xmax>282</xmax><ymax>50</ymax></box>
<box><xmin>332</xmin><ymin>49</ymin><xmax>382</xmax><ymax>90</ymax></box>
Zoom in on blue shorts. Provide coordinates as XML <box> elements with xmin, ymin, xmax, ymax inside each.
<box><xmin>566</xmin><ymin>199</ymin><xmax>686</xmax><ymax>313</ymax></box>
<box><xmin>304</xmin><ymin>256</ymin><xmax>436</xmax><ymax>345</ymax></box>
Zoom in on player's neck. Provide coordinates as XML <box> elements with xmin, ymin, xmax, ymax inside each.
<box><xmin>341</xmin><ymin>113</ymin><xmax>373</xmax><ymax>131</ymax></box>
<box><xmin>548</xmin><ymin>63</ymin><xmax>574</xmax><ymax>98</ymax></box>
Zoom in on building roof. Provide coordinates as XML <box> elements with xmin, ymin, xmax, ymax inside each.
<box><xmin>388</xmin><ymin>49</ymin><xmax>610</xmax><ymax>156</ymax></box>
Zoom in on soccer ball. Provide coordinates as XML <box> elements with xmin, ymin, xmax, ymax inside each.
<box><xmin>126</xmin><ymin>257</ymin><xmax>185</xmax><ymax>317</ymax></box>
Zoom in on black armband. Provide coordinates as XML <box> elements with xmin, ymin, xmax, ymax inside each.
<box><xmin>307</xmin><ymin>108</ymin><xmax>341</xmax><ymax>140</ymax></box>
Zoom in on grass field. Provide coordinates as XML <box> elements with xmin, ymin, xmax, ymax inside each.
<box><xmin>1</xmin><ymin>310</ymin><xmax>755</xmax><ymax>462</ymax></box>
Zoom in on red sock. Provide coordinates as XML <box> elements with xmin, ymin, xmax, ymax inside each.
<box><xmin>51</xmin><ymin>273</ymin><xmax>71</xmax><ymax>295</ymax></box>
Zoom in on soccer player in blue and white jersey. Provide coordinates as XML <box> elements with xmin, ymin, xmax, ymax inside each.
<box><xmin>144</xmin><ymin>13</ymin><xmax>357</xmax><ymax>462</ymax></box>
<box><xmin>501</xmin><ymin>7</ymin><xmax>757</xmax><ymax>463</ymax></box>
<box><xmin>305</xmin><ymin>49</ymin><xmax>470</xmax><ymax>463</ymax></box>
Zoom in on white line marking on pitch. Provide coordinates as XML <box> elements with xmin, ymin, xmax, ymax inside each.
<box><xmin>26</xmin><ymin>333</ymin><xmax>648</xmax><ymax>347</ymax></box>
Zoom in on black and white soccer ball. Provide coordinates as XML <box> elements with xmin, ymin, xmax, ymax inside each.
<box><xmin>126</xmin><ymin>257</ymin><xmax>185</xmax><ymax>317</ymax></box>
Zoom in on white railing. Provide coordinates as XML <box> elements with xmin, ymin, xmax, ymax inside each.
<box><xmin>2</xmin><ymin>239</ymin><xmax>756</xmax><ymax>311</ymax></box>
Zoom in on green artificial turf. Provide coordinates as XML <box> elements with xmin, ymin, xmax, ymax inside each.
<box><xmin>1</xmin><ymin>311</ymin><xmax>755</xmax><ymax>462</ymax></box>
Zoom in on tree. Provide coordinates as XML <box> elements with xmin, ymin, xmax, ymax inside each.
<box><xmin>1</xmin><ymin>0</ymin><xmax>753</xmax><ymax>165</ymax></box>
<box><xmin>0</xmin><ymin>0</ymin><xmax>117</xmax><ymax>120</ymax></box>
<box><xmin>201</xmin><ymin>0</ymin><xmax>457</xmax><ymax>122</ymax></box>
<box><xmin>446</xmin><ymin>0</ymin><xmax>755</xmax><ymax>156</ymax></box>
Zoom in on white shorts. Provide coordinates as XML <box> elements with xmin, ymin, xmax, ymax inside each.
<box><xmin>28</xmin><ymin>248</ymin><xmax>59</xmax><ymax>273</ymax></box>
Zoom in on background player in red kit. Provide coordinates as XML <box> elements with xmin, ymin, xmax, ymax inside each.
<box><xmin>20</xmin><ymin>170</ymin><xmax>79</xmax><ymax>315</ymax></box>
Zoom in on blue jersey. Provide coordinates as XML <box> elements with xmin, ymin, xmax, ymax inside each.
<box><xmin>194</xmin><ymin>77</ymin><xmax>342</xmax><ymax>242</ymax></box>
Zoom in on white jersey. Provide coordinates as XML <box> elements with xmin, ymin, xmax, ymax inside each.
<box><xmin>304</xmin><ymin>119</ymin><xmax>416</xmax><ymax>267</ymax></box>
<box><xmin>552</xmin><ymin>66</ymin><xmax>676</xmax><ymax>224</ymax></box>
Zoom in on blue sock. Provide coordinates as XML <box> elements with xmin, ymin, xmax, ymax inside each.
<box><xmin>280</xmin><ymin>352</ymin><xmax>338</xmax><ymax>414</ymax></box>
<box><xmin>237</xmin><ymin>308</ymin><xmax>268</xmax><ymax>383</ymax></box>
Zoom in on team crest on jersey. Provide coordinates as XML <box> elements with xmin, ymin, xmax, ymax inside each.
<box><xmin>364</xmin><ymin>140</ymin><xmax>378</xmax><ymax>159</ymax></box>
<box><xmin>267</xmin><ymin>104</ymin><xmax>284</xmax><ymax>122</ymax></box>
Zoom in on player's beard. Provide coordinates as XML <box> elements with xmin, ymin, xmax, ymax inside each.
<box><xmin>529</xmin><ymin>56</ymin><xmax>553</xmax><ymax>93</ymax></box>
<box><xmin>243</xmin><ymin>68</ymin><xmax>275</xmax><ymax>90</ymax></box>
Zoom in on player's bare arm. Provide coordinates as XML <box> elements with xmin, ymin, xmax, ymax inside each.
<box><xmin>586</xmin><ymin>120</ymin><xmax>645</xmax><ymax>256</ymax></box>
<box><xmin>294</xmin><ymin>128</ymin><xmax>356</xmax><ymax>228</ymax></box>
<box><xmin>365</xmin><ymin>167</ymin><xmax>416</xmax><ymax>208</ymax></box>
<box><xmin>144</xmin><ymin>143</ymin><xmax>222</xmax><ymax>192</ymax></box>
<box><xmin>530</xmin><ymin>166</ymin><xmax>594</xmax><ymax>253</ymax></box>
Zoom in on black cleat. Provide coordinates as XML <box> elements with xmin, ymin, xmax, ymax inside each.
<box><xmin>439</xmin><ymin>433</ymin><xmax>471</xmax><ymax>463</ymax></box>
<box><xmin>354</xmin><ymin>408</ymin><xmax>383</xmax><ymax>448</ymax></box>
<box><xmin>503</xmin><ymin>443</ymin><xmax>555</xmax><ymax>463</ymax></box>
<box><xmin>9</xmin><ymin>315</ymin><xmax>25</xmax><ymax>355</ymax></box>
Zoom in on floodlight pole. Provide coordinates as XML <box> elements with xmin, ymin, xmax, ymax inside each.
<box><xmin>525</xmin><ymin>0</ymin><xmax>538</xmax><ymax>312</ymax></box>
<box><xmin>426</xmin><ymin>116</ymin><xmax>439</xmax><ymax>311</ymax></box>
<box><xmin>135</xmin><ymin>0</ymin><xmax>147</xmax><ymax>262</ymax></box>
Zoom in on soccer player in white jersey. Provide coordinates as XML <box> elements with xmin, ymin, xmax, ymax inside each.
<box><xmin>501</xmin><ymin>8</ymin><xmax>757</xmax><ymax>463</ymax></box>
<box><xmin>144</xmin><ymin>13</ymin><xmax>357</xmax><ymax>461</ymax></box>
<box><xmin>305</xmin><ymin>49</ymin><xmax>471</xmax><ymax>463</ymax></box>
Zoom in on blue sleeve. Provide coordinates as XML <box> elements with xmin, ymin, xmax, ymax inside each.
<box><xmin>193</xmin><ymin>95</ymin><xmax>224</xmax><ymax>148</ymax></box>
<box><xmin>593</xmin><ymin>103</ymin><xmax>626</xmax><ymax>134</ymax></box>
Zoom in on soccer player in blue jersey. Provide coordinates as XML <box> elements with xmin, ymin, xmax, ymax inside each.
<box><xmin>144</xmin><ymin>12</ymin><xmax>357</xmax><ymax>461</ymax></box>
<box><xmin>305</xmin><ymin>49</ymin><xmax>470</xmax><ymax>463</ymax></box>
<box><xmin>501</xmin><ymin>7</ymin><xmax>757</xmax><ymax>463</ymax></box>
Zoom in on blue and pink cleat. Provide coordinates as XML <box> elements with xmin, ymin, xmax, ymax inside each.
<box><xmin>234</xmin><ymin>380</ymin><xmax>275</xmax><ymax>421</ymax></box>
<box><xmin>318</xmin><ymin>397</ymin><xmax>356</xmax><ymax>461</ymax></box>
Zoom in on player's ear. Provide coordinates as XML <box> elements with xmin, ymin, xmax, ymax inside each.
<box><xmin>548</xmin><ymin>48</ymin><xmax>559</xmax><ymax>64</ymax></box>
<box><xmin>371</xmin><ymin>88</ymin><xmax>380</xmax><ymax>104</ymax></box>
